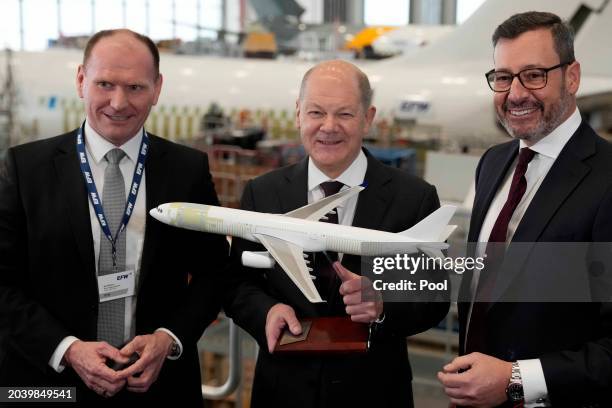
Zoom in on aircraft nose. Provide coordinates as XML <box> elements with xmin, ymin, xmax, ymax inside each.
<box><xmin>149</xmin><ymin>204</ymin><xmax>170</xmax><ymax>223</ymax></box>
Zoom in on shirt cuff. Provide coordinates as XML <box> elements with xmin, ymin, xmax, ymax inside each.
<box><xmin>518</xmin><ymin>359</ymin><xmax>550</xmax><ymax>407</ymax></box>
<box><xmin>155</xmin><ymin>328</ymin><xmax>183</xmax><ymax>360</ymax></box>
<box><xmin>48</xmin><ymin>336</ymin><xmax>80</xmax><ymax>373</ymax></box>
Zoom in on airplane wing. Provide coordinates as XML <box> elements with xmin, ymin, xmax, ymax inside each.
<box><xmin>253</xmin><ymin>233</ymin><xmax>324</xmax><ymax>303</ymax></box>
<box><xmin>283</xmin><ymin>185</ymin><xmax>365</xmax><ymax>221</ymax></box>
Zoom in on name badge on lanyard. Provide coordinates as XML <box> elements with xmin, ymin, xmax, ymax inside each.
<box><xmin>76</xmin><ymin>123</ymin><xmax>148</xmax><ymax>298</ymax></box>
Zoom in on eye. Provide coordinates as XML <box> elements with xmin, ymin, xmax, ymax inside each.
<box><xmin>523</xmin><ymin>70</ymin><xmax>545</xmax><ymax>82</ymax></box>
<box><xmin>97</xmin><ymin>81</ymin><xmax>112</xmax><ymax>89</ymax></box>
<box><xmin>494</xmin><ymin>73</ymin><xmax>512</xmax><ymax>83</ymax></box>
<box><xmin>339</xmin><ymin>112</ymin><xmax>354</xmax><ymax>118</ymax></box>
<box><xmin>128</xmin><ymin>84</ymin><xmax>144</xmax><ymax>91</ymax></box>
<box><xmin>308</xmin><ymin>110</ymin><xmax>324</xmax><ymax>118</ymax></box>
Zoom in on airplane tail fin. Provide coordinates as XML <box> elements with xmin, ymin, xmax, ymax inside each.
<box><xmin>399</xmin><ymin>205</ymin><xmax>457</xmax><ymax>242</ymax></box>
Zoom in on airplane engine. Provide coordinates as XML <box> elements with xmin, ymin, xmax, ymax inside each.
<box><xmin>241</xmin><ymin>251</ymin><xmax>276</xmax><ymax>269</ymax></box>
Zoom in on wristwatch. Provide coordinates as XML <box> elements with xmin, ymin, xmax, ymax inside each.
<box><xmin>168</xmin><ymin>340</ymin><xmax>180</xmax><ymax>358</ymax></box>
<box><xmin>506</xmin><ymin>361</ymin><xmax>524</xmax><ymax>405</ymax></box>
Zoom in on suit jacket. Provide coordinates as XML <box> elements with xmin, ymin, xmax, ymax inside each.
<box><xmin>458</xmin><ymin>122</ymin><xmax>612</xmax><ymax>407</ymax></box>
<box><xmin>224</xmin><ymin>150</ymin><xmax>449</xmax><ymax>408</ymax></box>
<box><xmin>0</xmin><ymin>130</ymin><xmax>229</xmax><ymax>407</ymax></box>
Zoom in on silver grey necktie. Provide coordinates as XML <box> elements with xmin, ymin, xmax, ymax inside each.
<box><xmin>97</xmin><ymin>148</ymin><xmax>127</xmax><ymax>347</ymax></box>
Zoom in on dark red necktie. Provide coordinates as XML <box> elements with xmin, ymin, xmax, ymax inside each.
<box><xmin>312</xmin><ymin>181</ymin><xmax>344</xmax><ymax>300</ymax></box>
<box><xmin>466</xmin><ymin>148</ymin><xmax>535</xmax><ymax>353</ymax></box>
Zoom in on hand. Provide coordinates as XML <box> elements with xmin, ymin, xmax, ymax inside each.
<box><xmin>116</xmin><ymin>332</ymin><xmax>174</xmax><ymax>393</ymax></box>
<box><xmin>265</xmin><ymin>303</ymin><xmax>302</xmax><ymax>353</ymax></box>
<box><xmin>334</xmin><ymin>262</ymin><xmax>383</xmax><ymax>323</ymax></box>
<box><xmin>437</xmin><ymin>352</ymin><xmax>512</xmax><ymax>408</ymax></box>
<box><xmin>64</xmin><ymin>340</ymin><xmax>129</xmax><ymax>398</ymax></box>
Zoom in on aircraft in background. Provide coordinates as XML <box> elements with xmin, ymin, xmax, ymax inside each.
<box><xmin>346</xmin><ymin>25</ymin><xmax>454</xmax><ymax>59</ymax></box>
<box><xmin>2</xmin><ymin>0</ymin><xmax>611</xmax><ymax>150</ymax></box>
<box><xmin>150</xmin><ymin>185</ymin><xmax>457</xmax><ymax>303</ymax></box>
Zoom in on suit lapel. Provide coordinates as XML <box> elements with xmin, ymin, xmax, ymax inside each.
<box><xmin>139</xmin><ymin>135</ymin><xmax>169</xmax><ymax>286</ymax></box>
<box><xmin>469</xmin><ymin>141</ymin><xmax>518</xmax><ymax>242</ymax></box>
<box><xmin>351</xmin><ymin>152</ymin><xmax>393</xmax><ymax>231</ymax></box>
<box><xmin>279</xmin><ymin>158</ymin><xmax>308</xmax><ymax>213</ymax></box>
<box><xmin>491</xmin><ymin>124</ymin><xmax>595</xmax><ymax>302</ymax></box>
<box><xmin>53</xmin><ymin>131</ymin><xmax>97</xmax><ymax>296</ymax></box>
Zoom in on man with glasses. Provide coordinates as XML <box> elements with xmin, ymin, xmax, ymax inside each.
<box><xmin>438</xmin><ymin>11</ymin><xmax>612</xmax><ymax>407</ymax></box>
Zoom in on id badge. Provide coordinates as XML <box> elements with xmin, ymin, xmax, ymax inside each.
<box><xmin>97</xmin><ymin>269</ymin><xmax>135</xmax><ymax>303</ymax></box>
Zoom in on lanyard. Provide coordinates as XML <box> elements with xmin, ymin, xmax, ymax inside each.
<box><xmin>76</xmin><ymin>123</ymin><xmax>148</xmax><ymax>268</ymax></box>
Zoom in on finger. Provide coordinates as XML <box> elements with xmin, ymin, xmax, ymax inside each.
<box><xmin>437</xmin><ymin>371</ymin><xmax>467</xmax><ymax>388</ymax></box>
<box><xmin>119</xmin><ymin>337</ymin><xmax>143</xmax><ymax>358</ymax></box>
<box><xmin>333</xmin><ymin>262</ymin><xmax>357</xmax><ymax>283</ymax></box>
<box><xmin>349</xmin><ymin>313</ymin><xmax>372</xmax><ymax>323</ymax></box>
<box><xmin>443</xmin><ymin>354</ymin><xmax>475</xmax><ymax>372</ymax></box>
<box><xmin>117</xmin><ymin>354</ymin><xmax>149</xmax><ymax>379</ymax></box>
<box><xmin>449</xmin><ymin>397</ymin><xmax>471</xmax><ymax>407</ymax></box>
<box><xmin>345</xmin><ymin>302</ymin><xmax>377</xmax><ymax>317</ymax></box>
<box><xmin>98</xmin><ymin>343</ymin><xmax>130</xmax><ymax>366</ymax></box>
<box><xmin>443</xmin><ymin>387</ymin><xmax>468</xmax><ymax>399</ymax></box>
<box><xmin>340</xmin><ymin>278</ymin><xmax>364</xmax><ymax>297</ymax></box>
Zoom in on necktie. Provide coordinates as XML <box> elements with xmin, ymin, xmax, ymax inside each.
<box><xmin>97</xmin><ymin>148</ymin><xmax>127</xmax><ymax>347</ymax></box>
<box><xmin>466</xmin><ymin>148</ymin><xmax>535</xmax><ymax>353</ymax></box>
<box><xmin>312</xmin><ymin>181</ymin><xmax>344</xmax><ymax>300</ymax></box>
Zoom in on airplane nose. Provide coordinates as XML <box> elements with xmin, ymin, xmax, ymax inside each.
<box><xmin>149</xmin><ymin>204</ymin><xmax>169</xmax><ymax>223</ymax></box>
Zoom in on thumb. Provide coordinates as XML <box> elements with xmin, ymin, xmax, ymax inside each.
<box><xmin>443</xmin><ymin>354</ymin><xmax>474</xmax><ymax>373</ymax></box>
<box><xmin>333</xmin><ymin>261</ymin><xmax>356</xmax><ymax>282</ymax></box>
<box><xmin>282</xmin><ymin>308</ymin><xmax>302</xmax><ymax>336</ymax></box>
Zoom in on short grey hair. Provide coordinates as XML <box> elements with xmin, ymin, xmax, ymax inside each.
<box><xmin>298</xmin><ymin>62</ymin><xmax>373</xmax><ymax>111</ymax></box>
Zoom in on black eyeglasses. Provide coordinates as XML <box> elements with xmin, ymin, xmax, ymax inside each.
<box><xmin>485</xmin><ymin>61</ymin><xmax>574</xmax><ymax>92</ymax></box>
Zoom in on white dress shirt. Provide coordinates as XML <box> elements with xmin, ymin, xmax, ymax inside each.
<box><xmin>49</xmin><ymin>121</ymin><xmax>181</xmax><ymax>372</ymax></box>
<box><xmin>307</xmin><ymin>150</ymin><xmax>368</xmax><ymax>224</ymax></box>
<box><xmin>469</xmin><ymin>108</ymin><xmax>582</xmax><ymax>407</ymax></box>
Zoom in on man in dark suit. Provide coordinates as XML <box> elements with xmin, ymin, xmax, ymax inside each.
<box><xmin>438</xmin><ymin>12</ymin><xmax>612</xmax><ymax>408</ymax></box>
<box><xmin>224</xmin><ymin>60</ymin><xmax>449</xmax><ymax>407</ymax></box>
<box><xmin>0</xmin><ymin>29</ymin><xmax>228</xmax><ymax>406</ymax></box>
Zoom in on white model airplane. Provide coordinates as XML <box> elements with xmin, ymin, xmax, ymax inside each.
<box><xmin>3</xmin><ymin>0</ymin><xmax>610</xmax><ymax>149</ymax></box>
<box><xmin>149</xmin><ymin>185</ymin><xmax>457</xmax><ymax>303</ymax></box>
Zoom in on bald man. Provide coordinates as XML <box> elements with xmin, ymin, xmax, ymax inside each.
<box><xmin>0</xmin><ymin>29</ymin><xmax>227</xmax><ymax>406</ymax></box>
<box><xmin>224</xmin><ymin>60</ymin><xmax>449</xmax><ymax>408</ymax></box>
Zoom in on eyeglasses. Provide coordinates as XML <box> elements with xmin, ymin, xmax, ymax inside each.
<box><xmin>485</xmin><ymin>61</ymin><xmax>574</xmax><ymax>92</ymax></box>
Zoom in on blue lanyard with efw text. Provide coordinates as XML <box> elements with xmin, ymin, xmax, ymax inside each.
<box><xmin>76</xmin><ymin>123</ymin><xmax>148</xmax><ymax>269</ymax></box>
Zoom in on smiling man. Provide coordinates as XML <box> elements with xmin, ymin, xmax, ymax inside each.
<box><xmin>0</xmin><ymin>29</ymin><xmax>228</xmax><ymax>406</ymax></box>
<box><xmin>223</xmin><ymin>60</ymin><xmax>449</xmax><ymax>408</ymax></box>
<box><xmin>437</xmin><ymin>12</ymin><xmax>612</xmax><ymax>408</ymax></box>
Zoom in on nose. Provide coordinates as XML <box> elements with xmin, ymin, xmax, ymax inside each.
<box><xmin>320</xmin><ymin>114</ymin><xmax>338</xmax><ymax>133</ymax></box>
<box><xmin>109</xmin><ymin>87</ymin><xmax>128</xmax><ymax>111</ymax></box>
<box><xmin>507</xmin><ymin>75</ymin><xmax>530</xmax><ymax>101</ymax></box>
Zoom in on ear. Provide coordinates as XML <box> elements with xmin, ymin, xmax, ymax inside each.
<box><xmin>152</xmin><ymin>73</ymin><xmax>163</xmax><ymax>105</ymax></box>
<box><xmin>565</xmin><ymin>60</ymin><xmax>580</xmax><ymax>95</ymax></box>
<box><xmin>363</xmin><ymin>105</ymin><xmax>377</xmax><ymax>135</ymax></box>
<box><xmin>76</xmin><ymin>64</ymin><xmax>85</xmax><ymax>98</ymax></box>
<box><xmin>294</xmin><ymin>98</ymin><xmax>301</xmax><ymax>130</ymax></box>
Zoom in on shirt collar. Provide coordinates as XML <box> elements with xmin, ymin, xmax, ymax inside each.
<box><xmin>308</xmin><ymin>149</ymin><xmax>368</xmax><ymax>192</ymax></box>
<box><xmin>84</xmin><ymin>120</ymin><xmax>143</xmax><ymax>164</ymax></box>
<box><xmin>519</xmin><ymin>107</ymin><xmax>581</xmax><ymax>159</ymax></box>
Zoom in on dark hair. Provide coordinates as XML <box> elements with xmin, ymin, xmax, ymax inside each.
<box><xmin>492</xmin><ymin>11</ymin><xmax>575</xmax><ymax>63</ymax></box>
<box><xmin>83</xmin><ymin>29</ymin><xmax>160</xmax><ymax>77</ymax></box>
<box><xmin>299</xmin><ymin>62</ymin><xmax>373</xmax><ymax>110</ymax></box>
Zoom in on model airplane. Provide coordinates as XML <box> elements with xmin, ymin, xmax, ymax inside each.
<box><xmin>150</xmin><ymin>185</ymin><xmax>456</xmax><ymax>303</ymax></box>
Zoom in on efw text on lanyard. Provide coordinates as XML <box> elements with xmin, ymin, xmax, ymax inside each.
<box><xmin>76</xmin><ymin>123</ymin><xmax>148</xmax><ymax>270</ymax></box>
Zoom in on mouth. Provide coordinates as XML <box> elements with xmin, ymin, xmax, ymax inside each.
<box><xmin>103</xmin><ymin>113</ymin><xmax>132</xmax><ymax>122</ymax></box>
<box><xmin>503</xmin><ymin>101</ymin><xmax>542</xmax><ymax>120</ymax></box>
<box><xmin>316</xmin><ymin>139</ymin><xmax>343</xmax><ymax>146</ymax></box>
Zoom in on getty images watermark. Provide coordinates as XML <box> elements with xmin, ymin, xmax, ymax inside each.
<box><xmin>359</xmin><ymin>242</ymin><xmax>612</xmax><ymax>303</ymax></box>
